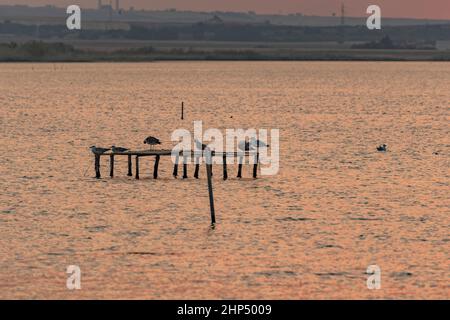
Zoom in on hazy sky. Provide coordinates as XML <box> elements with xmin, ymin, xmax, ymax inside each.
<box><xmin>1</xmin><ymin>0</ymin><xmax>449</xmax><ymax>19</ymax></box>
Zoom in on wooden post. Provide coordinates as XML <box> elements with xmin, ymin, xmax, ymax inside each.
<box><xmin>183</xmin><ymin>155</ymin><xmax>188</xmax><ymax>179</ymax></box>
<box><xmin>173</xmin><ymin>154</ymin><xmax>179</xmax><ymax>178</ymax></box>
<box><xmin>205</xmin><ymin>149</ymin><xmax>216</xmax><ymax>225</ymax></box>
<box><xmin>253</xmin><ymin>152</ymin><xmax>259</xmax><ymax>179</ymax></box>
<box><xmin>153</xmin><ymin>155</ymin><xmax>160</xmax><ymax>179</ymax></box>
<box><xmin>127</xmin><ymin>154</ymin><xmax>132</xmax><ymax>176</ymax></box>
<box><xmin>95</xmin><ymin>154</ymin><xmax>101</xmax><ymax>179</ymax></box>
<box><xmin>181</xmin><ymin>101</ymin><xmax>184</xmax><ymax>120</ymax></box>
<box><xmin>135</xmin><ymin>156</ymin><xmax>140</xmax><ymax>180</ymax></box>
<box><xmin>237</xmin><ymin>156</ymin><xmax>243</xmax><ymax>178</ymax></box>
<box><xmin>110</xmin><ymin>155</ymin><xmax>114</xmax><ymax>178</ymax></box>
<box><xmin>194</xmin><ymin>157</ymin><xmax>200</xmax><ymax>179</ymax></box>
<box><xmin>223</xmin><ymin>154</ymin><xmax>228</xmax><ymax>180</ymax></box>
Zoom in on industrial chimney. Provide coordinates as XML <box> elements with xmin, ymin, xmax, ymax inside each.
<box><xmin>115</xmin><ymin>0</ymin><xmax>120</xmax><ymax>11</ymax></box>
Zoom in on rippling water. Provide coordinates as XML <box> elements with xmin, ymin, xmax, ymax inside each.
<box><xmin>0</xmin><ymin>62</ymin><xmax>449</xmax><ymax>299</ymax></box>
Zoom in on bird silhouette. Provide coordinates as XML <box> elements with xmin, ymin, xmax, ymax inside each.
<box><xmin>111</xmin><ymin>146</ymin><xmax>129</xmax><ymax>153</ymax></box>
<box><xmin>90</xmin><ymin>146</ymin><xmax>110</xmax><ymax>154</ymax></box>
<box><xmin>144</xmin><ymin>136</ymin><xmax>161</xmax><ymax>149</ymax></box>
<box><xmin>377</xmin><ymin>144</ymin><xmax>387</xmax><ymax>152</ymax></box>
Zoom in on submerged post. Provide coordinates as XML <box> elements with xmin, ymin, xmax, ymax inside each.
<box><xmin>153</xmin><ymin>155</ymin><xmax>160</xmax><ymax>179</ymax></box>
<box><xmin>127</xmin><ymin>154</ymin><xmax>132</xmax><ymax>176</ymax></box>
<box><xmin>95</xmin><ymin>154</ymin><xmax>101</xmax><ymax>179</ymax></box>
<box><xmin>173</xmin><ymin>154</ymin><xmax>179</xmax><ymax>178</ymax></box>
<box><xmin>223</xmin><ymin>154</ymin><xmax>228</xmax><ymax>180</ymax></box>
<box><xmin>135</xmin><ymin>156</ymin><xmax>140</xmax><ymax>180</ymax></box>
<box><xmin>205</xmin><ymin>148</ymin><xmax>216</xmax><ymax>225</ymax></box>
<box><xmin>110</xmin><ymin>155</ymin><xmax>114</xmax><ymax>178</ymax></box>
<box><xmin>181</xmin><ymin>101</ymin><xmax>184</xmax><ymax>120</ymax></box>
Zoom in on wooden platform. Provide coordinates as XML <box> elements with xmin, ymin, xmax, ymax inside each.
<box><xmin>93</xmin><ymin>149</ymin><xmax>259</xmax><ymax>180</ymax></box>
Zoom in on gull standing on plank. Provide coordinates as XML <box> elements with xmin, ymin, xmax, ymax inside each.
<box><xmin>194</xmin><ymin>138</ymin><xmax>208</xmax><ymax>151</ymax></box>
<box><xmin>111</xmin><ymin>146</ymin><xmax>129</xmax><ymax>153</ymax></box>
<box><xmin>90</xmin><ymin>146</ymin><xmax>110</xmax><ymax>154</ymax></box>
<box><xmin>250</xmin><ymin>137</ymin><xmax>270</xmax><ymax>148</ymax></box>
<box><xmin>238</xmin><ymin>140</ymin><xmax>255</xmax><ymax>152</ymax></box>
<box><xmin>144</xmin><ymin>136</ymin><xmax>161</xmax><ymax>150</ymax></box>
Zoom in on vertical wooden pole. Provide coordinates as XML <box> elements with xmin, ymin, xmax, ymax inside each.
<box><xmin>173</xmin><ymin>154</ymin><xmax>179</xmax><ymax>178</ymax></box>
<box><xmin>223</xmin><ymin>154</ymin><xmax>228</xmax><ymax>180</ymax></box>
<box><xmin>237</xmin><ymin>156</ymin><xmax>243</xmax><ymax>178</ymax></box>
<box><xmin>181</xmin><ymin>101</ymin><xmax>184</xmax><ymax>120</ymax></box>
<box><xmin>127</xmin><ymin>154</ymin><xmax>132</xmax><ymax>176</ymax></box>
<box><xmin>153</xmin><ymin>155</ymin><xmax>160</xmax><ymax>179</ymax></box>
<box><xmin>95</xmin><ymin>154</ymin><xmax>101</xmax><ymax>179</ymax></box>
<box><xmin>253</xmin><ymin>152</ymin><xmax>259</xmax><ymax>179</ymax></box>
<box><xmin>183</xmin><ymin>155</ymin><xmax>188</xmax><ymax>179</ymax></box>
<box><xmin>205</xmin><ymin>149</ymin><xmax>216</xmax><ymax>225</ymax></box>
<box><xmin>135</xmin><ymin>156</ymin><xmax>140</xmax><ymax>180</ymax></box>
<box><xmin>194</xmin><ymin>157</ymin><xmax>200</xmax><ymax>179</ymax></box>
<box><xmin>110</xmin><ymin>155</ymin><xmax>114</xmax><ymax>178</ymax></box>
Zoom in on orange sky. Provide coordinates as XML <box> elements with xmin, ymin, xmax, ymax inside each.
<box><xmin>1</xmin><ymin>0</ymin><xmax>449</xmax><ymax>20</ymax></box>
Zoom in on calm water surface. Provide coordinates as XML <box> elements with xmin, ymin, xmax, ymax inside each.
<box><xmin>0</xmin><ymin>62</ymin><xmax>449</xmax><ymax>299</ymax></box>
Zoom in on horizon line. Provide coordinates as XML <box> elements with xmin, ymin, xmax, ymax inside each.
<box><xmin>1</xmin><ymin>3</ymin><xmax>449</xmax><ymax>22</ymax></box>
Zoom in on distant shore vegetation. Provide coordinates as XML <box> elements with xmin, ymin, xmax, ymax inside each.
<box><xmin>0</xmin><ymin>40</ymin><xmax>449</xmax><ymax>62</ymax></box>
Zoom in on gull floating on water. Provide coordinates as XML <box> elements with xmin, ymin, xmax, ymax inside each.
<box><xmin>377</xmin><ymin>144</ymin><xmax>387</xmax><ymax>152</ymax></box>
<box><xmin>90</xmin><ymin>146</ymin><xmax>110</xmax><ymax>154</ymax></box>
<box><xmin>144</xmin><ymin>136</ymin><xmax>161</xmax><ymax>149</ymax></box>
<box><xmin>111</xmin><ymin>146</ymin><xmax>129</xmax><ymax>153</ymax></box>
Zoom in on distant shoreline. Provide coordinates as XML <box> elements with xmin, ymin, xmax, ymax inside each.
<box><xmin>1</xmin><ymin>55</ymin><xmax>449</xmax><ymax>62</ymax></box>
<box><xmin>1</xmin><ymin>41</ymin><xmax>449</xmax><ymax>62</ymax></box>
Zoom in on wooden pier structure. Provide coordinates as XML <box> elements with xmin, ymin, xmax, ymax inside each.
<box><xmin>93</xmin><ymin>149</ymin><xmax>260</xmax><ymax>180</ymax></box>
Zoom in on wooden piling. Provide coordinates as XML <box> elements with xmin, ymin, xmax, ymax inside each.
<box><xmin>223</xmin><ymin>154</ymin><xmax>228</xmax><ymax>180</ymax></box>
<box><xmin>183</xmin><ymin>155</ymin><xmax>188</xmax><ymax>179</ymax></box>
<box><xmin>153</xmin><ymin>155</ymin><xmax>160</xmax><ymax>179</ymax></box>
<box><xmin>95</xmin><ymin>154</ymin><xmax>101</xmax><ymax>179</ymax></box>
<box><xmin>194</xmin><ymin>157</ymin><xmax>200</xmax><ymax>179</ymax></box>
<box><xmin>173</xmin><ymin>154</ymin><xmax>179</xmax><ymax>178</ymax></box>
<box><xmin>237</xmin><ymin>156</ymin><xmax>243</xmax><ymax>178</ymax></box>
<box><xmin>205</xmin><ymin>149</ymin><xmax>216</xmax><ymax>225</ymax></box>
<box><xmin>253</xmin><ymin>153</ymin><xmax>259</xmax><ymax>179</ymax></box>
<box><xmin>110</xmin><ymin>155</ymin><xmax>114</xmax><ymax>177</ymax></box>
<box><xmin>135</xmin><ymin>156</ymin><xmax>140</xmax><ymax>180</ymax></box>
<box><xmin>127</xmin><ymin>154</ymin><xmax>132</xmax><ymax>176</ymax></box>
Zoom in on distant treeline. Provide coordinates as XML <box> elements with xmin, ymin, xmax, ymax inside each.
<box><xmin>1</xmin><ymin>41</ymin><xmax>450</xmax><ymax>62</ymax></box>
<box><xmin>1</xmin><ymin>21</ymin><xmax>450</xmax><ymax>42</ymax></box>
<box><xmin>352</xmin><ymin>35</ymin><xmax>436</xmax><ymax>50</ymax></box>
